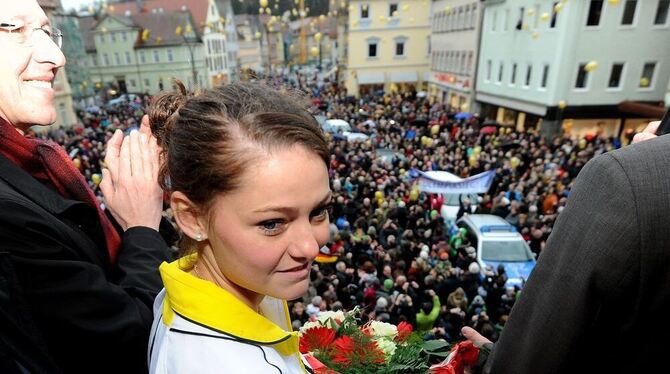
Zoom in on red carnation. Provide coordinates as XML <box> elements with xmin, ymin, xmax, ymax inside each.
<box><xmin>396</xmin><ymin>321</ymin><xmax>413</xmax><ymax>342</ymax></box>
<box><xmin>300</xmin><ymin>326</ymin><xmax>337</xmax><ymax>354</ymax></box>
<box><xmin>331</xmin><ymin>336</ymin><xmax>385</xmax><ymax>366</ymax></box>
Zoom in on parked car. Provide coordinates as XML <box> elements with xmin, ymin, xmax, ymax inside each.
<box><xmin>456</xmin><ymin>214</ymin><xmax>536</xmax><ymax>288</ymax></box>
<box><xmin>105</xmin><ymin>94</ymin><xmax>138</xmax><ymax>108</ymax></box>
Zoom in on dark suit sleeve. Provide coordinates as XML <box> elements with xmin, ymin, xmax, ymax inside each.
<box><xmin>0</xmin><ymin>199</ymin><xmax>169</xmax><ymax>373</ymax></box>
<box><xmin>485</xmin><ymin>153</ymin><xmax>640</xmax><ymax>374</ymax></box>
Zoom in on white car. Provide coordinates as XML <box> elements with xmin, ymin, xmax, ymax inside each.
<box><xmin>456</xmin><ymin>214</ymin><xmax>536</xmax><ymax>288</ymax></box>
<box><xmin>324</xmin><ymin>119</ymin><xmax>351</xmax><ymax>133</ymax></box>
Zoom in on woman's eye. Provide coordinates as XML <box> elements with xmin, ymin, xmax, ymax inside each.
<box><xmin>311</xmin><ymin>204</ymin><xmax>333</xmax><ymax>220</ymax></box>
<box><xmin>259</xmin><ymin>220</ymin><xmax>284</xmax><ymax>235</ymax></box>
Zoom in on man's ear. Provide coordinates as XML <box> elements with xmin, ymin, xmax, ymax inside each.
<box><xmin>170</xmin><ymin>191</ymin><xmax>208</xmax><ymax>241</ymax></box>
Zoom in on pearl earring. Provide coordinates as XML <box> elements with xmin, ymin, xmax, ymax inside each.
<box><xmin>195</xmin><ymin>233</ymin><xmax>203</xmax><ymax>242</ymax></box>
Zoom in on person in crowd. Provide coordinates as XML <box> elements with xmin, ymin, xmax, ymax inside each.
<box><xmin>0</xmin><ymin>1</ymin><xmax>169</xmax><ymax>372</ymax></box>
<box><xmin>463</xmin><ymin>119</ymin><xmax>670</xmax><ymax>373</ymax></box>
<box><xmin>145</xmin><ymin>81</ymin><xmax>331</xmax><ymax>373</ymax></box>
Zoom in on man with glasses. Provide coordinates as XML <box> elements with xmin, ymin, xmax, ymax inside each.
<box><xmin>0</xmin><ymin>1</ymin><xmax>169</xmax><ymax>373</ymax></box>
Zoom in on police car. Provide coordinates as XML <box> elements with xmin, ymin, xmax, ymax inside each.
<box><xmin>456</xmin><ymin>214</ymin><xmax>536</xmax><ymax>288</ymax></box>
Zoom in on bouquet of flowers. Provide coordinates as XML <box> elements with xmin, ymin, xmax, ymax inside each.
<box><xmin>299</xmin><ymin>309</ymin><xmax>477</xmax><ymax>374</ymax></box>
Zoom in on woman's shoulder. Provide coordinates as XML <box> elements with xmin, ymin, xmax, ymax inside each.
<box><xmin>151</xmin><ymin>311</ymin><xmax>300</xmax><ymax>373</ymax></box>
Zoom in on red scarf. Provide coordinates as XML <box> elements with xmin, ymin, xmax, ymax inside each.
<box><xmin>0</xmin><ymin>118</ymin><xmax>121</xmax><ymax>263</ymax></box>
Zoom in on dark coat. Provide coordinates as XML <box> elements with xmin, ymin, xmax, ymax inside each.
<box><xmin>485</xmin><ymin>135</ymin><xmax>670</xmax><ymax>373</ymax></box>
<box><xmin>0</xmin><ymin>154</ymin><xmax>170</xmax><ymax>373</ymax></box>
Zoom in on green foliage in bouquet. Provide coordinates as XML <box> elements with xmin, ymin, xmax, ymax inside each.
<box><xmin>299</xmin><ymin>308</ymin><xmax>451</xmax><ymax>374</ymax></box>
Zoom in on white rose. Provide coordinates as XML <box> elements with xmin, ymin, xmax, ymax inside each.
<box><xmin>369</xmin><ymin>321</ymin><xmax>398</xmax><ymax>339</ymax></box>
<box><xmin>299</xmin><ymin>321</ymin><xmax>321</xmax><ymax>334</ymax></box>
<box><xmin>316</xmin><ymin>310</ymin><xmax>346</xmax><ymax>325</ymax></box>
<box><xmin>375</xmin><ymin>338</ymin><xmax>397</xmax><ymax>360</ymax></box>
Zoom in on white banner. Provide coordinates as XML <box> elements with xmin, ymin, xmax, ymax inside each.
<box><xmin>415</xmin><ymin>170</ymin><xmax>496</xmax><ymax>194</ymax></box>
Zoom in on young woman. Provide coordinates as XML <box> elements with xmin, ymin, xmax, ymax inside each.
<box><xmin>143</xmin><ymin>82</ymin><xmax>331</xmax><ymax>373</ymax></box>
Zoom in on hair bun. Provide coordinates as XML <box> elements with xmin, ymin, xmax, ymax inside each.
<box><xmin>148</xmin><ymin>79</ymin><xmax>188</xmax><ymax>145</ymax></box>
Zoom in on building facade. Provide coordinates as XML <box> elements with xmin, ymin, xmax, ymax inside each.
<box><xmin>86</xmin><ymin>11</ymin><xmax>207</xmax><ymax>95</ymax></box>
<box><xmin>477</xmin><ymin>0</ymin><xmax>670</xmax><ymax>138</ymax></box>
<box><xmin>109</xmin><ymin>0</ymin><xmax>238</xmax><ymax>86</ymax></box>
<box><xmin>345</xmin><ymin>0</ymin><xmax>432</xmax><ymax>96</ymax></box>
<box><xmin>428</xmin><ymin>0</ymin><xmax>484</xmax><ymax>113</ymax></box>
<box><xmin>39</xmin><ymin>0</ymin><xmax>77</xmax><ymax>128</ymax></box>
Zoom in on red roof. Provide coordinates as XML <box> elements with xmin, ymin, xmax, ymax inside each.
<box><xmin>38</xmin><ymin>0</ymin><xmax>60</xmax><ymax>9</ymax></box>
<box><xmin>109</xmin><ymin>0</ymin><xmax>210</xmax><ymax>28</ymax></box>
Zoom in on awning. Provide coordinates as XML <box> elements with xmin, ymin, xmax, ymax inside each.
<box><xmin>618</xmin><ymin>101</ymin><xmax>666</xmax><ymax>119</ymax></box>
<box><xmin>390</xmin><ymin>71</ymin><xmax>418</xmax><ymax>83</ymax></box>
<box><xmin>358</xmin><ymin>72</ymin><xmax>385</xmax><ymax>85</ymax></box>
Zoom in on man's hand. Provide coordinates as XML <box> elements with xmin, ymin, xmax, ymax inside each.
<box><xmin>100</xmin><ymin>130</ymin><xmax>163</xmax><ymax>231</ymax></box>
<box><xmin>632</xmin><ymin>121</ymin><xmax>660</xmax><ymax>144</ymax></box>
<box><xmin>461</xmin><ymin>326</ymin><xmax>492</xmax><ymax>348</ymax></box>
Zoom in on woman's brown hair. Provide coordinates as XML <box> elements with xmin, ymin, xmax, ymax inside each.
<box><xmin>148</xmin><ymin>80</ymin><xmax>329</xmax><ymax>253</ymax></box>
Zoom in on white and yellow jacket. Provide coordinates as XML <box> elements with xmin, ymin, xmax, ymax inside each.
<box><xmin>148</xmin><ymin>257</ymin><xmax>312</xmax><ymax>373</ymax></box>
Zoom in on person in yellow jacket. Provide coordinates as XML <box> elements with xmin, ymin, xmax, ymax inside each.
<box><xmin>142</xmin><ymin>81</ymin><xmax>332</xmax><ymax>373</ymax></box>
<box><xmin>416</xmin><ymin>290</ymin><xmax>441</xmax><ymax>332</ymax></box>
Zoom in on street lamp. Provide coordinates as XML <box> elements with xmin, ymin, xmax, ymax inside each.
<box><xmin>314</xmin><ymin>32</ymin><xmax>322</xmax><ymax>69</ymax></box>
<box><xmin>176</xmin><ymin>25</ymin><xmax>198</xmax><ymax>89</ymax></box>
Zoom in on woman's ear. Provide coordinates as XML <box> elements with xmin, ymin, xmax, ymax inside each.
<box><xmin>170</xmin><ymin>191</ymin><xmax>208</xmax><ymax>241</ymax></box>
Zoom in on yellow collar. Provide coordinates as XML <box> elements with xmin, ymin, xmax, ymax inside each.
<box><xmin>159</xmin><ymin>255</ymin><xmax>299</xmax><ymax>348</ymax></box>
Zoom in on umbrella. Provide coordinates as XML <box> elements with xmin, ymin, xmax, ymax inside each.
<box><xmin>455</xmin><ymin>112</ymin><xmax>473</xmax><ymax>120</ymax></box>
<box><xmin>480</xmin><ymin>126</ymin><xmax>497</xmax><ymax>135</ymax></box>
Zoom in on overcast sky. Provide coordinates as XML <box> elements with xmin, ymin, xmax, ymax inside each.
<box><xmin>60</xmin><ymin>0</ymin><xmax>94</xmax><ymax>12</ymax></box>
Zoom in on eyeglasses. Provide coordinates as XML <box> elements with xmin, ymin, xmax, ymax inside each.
<box><xmin>0</xmin><ymin>22</ymin><xmax>63</xmax><ymax>49</ymax></box>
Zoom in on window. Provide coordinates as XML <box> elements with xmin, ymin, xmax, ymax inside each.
<box><xmin>655</xmin><ymin>0</ymin><xmax>670</xmax><ymax>25</ymax></box>
<box><xmin>125</xmin><ymin>51</ymin><xmax>131</xmax><ymax>64</ymax></box>
<box><xmin>467</xmin><ymin>51</ymin><xmax>473</xmax><ymax>73</ymax></box>
<box><xmin>586</xmin><ymin>0</ymin><xmax>604</xmax><ymax>26</ymax></box>
<box><xmin>130</xmin><ymin>79</ymin><xmax>136</xmax><ymax>88</ymax></box>
<box><xmin>460</xmin><ymin>52</ymin><xmax>467</xmax><ymax>73</ymax></box>
<box><xmin>516</xmin><ymin>7</ymin><xmax>524</xmax><ymax>30</ymax></box>
<box><xmin>541</xmin><ymin>64</ymin><xmax>549</xmax><ymax>88</ymax></box>
<box><xmin>486</xmin><ymin>60</ymin><xmax>492</xmax><ymax>81</ymax></box>
<box><xmin>368</xmin><ymin>42</ymin><xmax>378</xmax><ymax>58</ymax></box>
<box><xmin>551</xmin><ymin>2</ymin><xmax>559</xmax><ymax>28</ymax></box>
<box><xmin>167</xmin><ymin>49</ymin><xmax>174</xmax><ymax>62</ymax></box>
<box><xmin>99</xmin><ymin>34</ymin><xmax>105</xmax><ymax>43</ymax></box>
<box><xmin>491</xmin><ymin>10</ymin><xmax>497</xmax><ymax>31</ymax></box>
<box><xmin>498</xmin><ymin>61</ymin><xmax>504</xmax><ymax>82</ymax></box>
<box><xmin>503</xmin><ymin>9</ymin><xmax>510</xmax><ymax>31</ymax></box>
<box><xmin>91</xmin><ymin>55</ymin><xmax>97</xmax><ymax>66</ymax></box>
<box><xmin>114</xmin><ymin>52</ymin><xmax>121</xmax><ymax>65</ymax></box>
<box><xmin>389</xmin><ymin>3</ymin><xmax>398</xmax><ymax>17</ymax></box>
<box><xmin>510</xmin><ymin>63</ymin><xmax>517</xmax><ymax>85</ymax></box>
<box><xmin>534</xmin><ymin>3</ymin><xmax>541</xmax><ymax>28</ymax></box>
<box><xmin>621</xmin><ymin>0</ymin><xmax>637</xmax><ymax>25</ymax></box>
<box><xmin>427</xmin><ymin>35</ymin><xmax>431</xmax><ymax>56</ymax></box>
<box><xmin>103</xmin><ymin>53</ymin><xmax>110</xmax><ymax>66</ymax></box>
<box><xmin>121</xmin><ymin>32</ymin><xmax>127</xmax><ymax>42</ymax></box>
<box><xmin>575</xmin><ymin>63</ymin><xmax>589</xmax><ymax>89</ymax></box>
<box><xmin>640</xmin><ymin>62</ymin><xmax>656</xmax><ymax>88</ymax></box>
<box><xmin>525</xmin><ymin>64</ymin><xmax>532</xmax><ymax>87</ymax></box>
<box><xmin>608</xmin><ymin>63</ymin><xmax>624</xmax><ymax>88</ymax></box>
<box><xmin>144</xmin><ymin>79</ymin><xmax>150</xmax><ymax>88</ymax></box>
<box><xmin>110</xmin><ymin>32</ymin><xmax>116</xmax><ymax>42</ymax></box>
<box><xmin>395</xmin><ymin>40</ymin><xmax>405</xmax><ymax>56</ymax></box>
<box><xmin>361</xmin><ymin>4</ymin><xmax>369</xmax><ymax>19</ymax></box>
<box><xmin>153</xmin><ymin>50</ymin><xmax>160</xmax><ymax>63</ymax></box>
<box><xmin>139</xmin><ymin>51</ymin><xmax>146</xmax><ymax>64</ymax></box>
<box><xmin>207</xmin><ymin>40</ymin><xmax>212</xmax><ymax>54</ymax></box>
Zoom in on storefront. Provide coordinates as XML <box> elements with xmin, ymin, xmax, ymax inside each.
<box><xmin>428</xmin><ymin>72</ymin><xmax>474</xmax><ymax>112</ymax></box>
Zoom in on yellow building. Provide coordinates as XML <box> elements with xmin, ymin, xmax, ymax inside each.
<box><xmin>345</xmin><ymin>0</ymin><xmax>431</xmax><ymax>96</ymax></box>
<box><xmin>39</xmin><ymin>0</ymin><xmax>77</xmax><ymax>128</ymax></box>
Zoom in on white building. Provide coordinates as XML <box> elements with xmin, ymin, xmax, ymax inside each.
<box><xmin>428</xmin><ymin>0</ymin><xmax>484</xmax><ymax>113</ymax></box>
<box><xmin>476</xmin><ymin>0</ymin><xmax>670</xmax><ymax>138</ymax></box>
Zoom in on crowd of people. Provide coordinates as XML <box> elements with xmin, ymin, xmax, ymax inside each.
<box><xmin>38</xmin><ymin>73</ymin><xmax>621</xmax><ymax>345</ymax></box>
